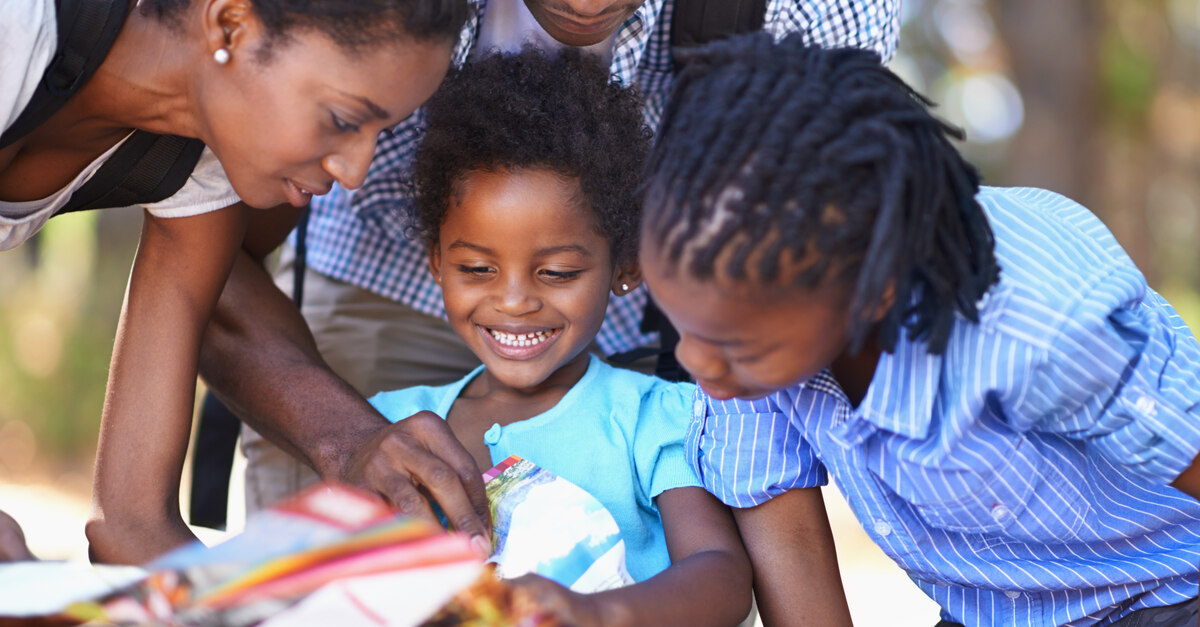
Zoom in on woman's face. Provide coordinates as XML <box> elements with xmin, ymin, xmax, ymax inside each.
<box><xmin>199</xmin><ymin>30</ymin><xmax>452</xmax><ymax>209</ymax></box>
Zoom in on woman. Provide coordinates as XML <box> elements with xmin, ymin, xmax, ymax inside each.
<box><xmin>2</xmin><ymin>0</ymin><xmax>467</xmax><ymax>564</ymax></box>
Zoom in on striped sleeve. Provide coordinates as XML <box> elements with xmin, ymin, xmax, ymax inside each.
<box><xmin>688</xmin><ymin>391</ymin><xmax>828</xmax><ymax>509</ymax></box>
<box><xmin>1010</xmin><ymin>264</ymin><xmax>1200</xmax><ymax>485</ymax></box>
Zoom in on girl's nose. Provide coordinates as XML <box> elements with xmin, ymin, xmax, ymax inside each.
<box><xmin>493</xmin><ymin>274</ymin><xmax>541</xmax><ymax>316</ymax></box>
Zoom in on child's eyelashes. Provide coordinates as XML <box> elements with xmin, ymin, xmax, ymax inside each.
<box><xmin>456</xmin><ymin>264</ymin><xmax>494</xmax><ymax>276</ymax></box>
<box><xmin>540</xmin><ymin>269</ymin><xmax>582</xmax><ymax>281</ymax></box>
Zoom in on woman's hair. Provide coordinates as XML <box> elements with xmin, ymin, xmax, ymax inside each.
<box><xmin>641</xmin><ymin>33</ymin><xmax>999</xmax><ymax>355</ymax></box>
<box><xmin>413</xmin><ymin>47</ymin><xmax>652</xmax><ymax>266</ymax></box>
<box><xmin>141</xmin><ymin>0</ymin><xmax>468</xmax><ymax>51</ymax></box>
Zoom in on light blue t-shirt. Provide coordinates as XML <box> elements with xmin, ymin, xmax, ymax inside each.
<box><xmin>369</xmin><ymin>354</ymin><xmax>701</xmax><ymax>582</ymax></box>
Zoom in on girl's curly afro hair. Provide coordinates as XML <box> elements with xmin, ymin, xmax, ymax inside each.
<box><xmin>412</xmin><ymin>46</ymin><xmax>652</xmax><ymax>266</ymax></box>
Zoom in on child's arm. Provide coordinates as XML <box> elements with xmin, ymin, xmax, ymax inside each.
<box><xmin>87</xmin><ymin>204</ymin><xmax>249</xmax><ymax>564</ymax></box>
<box><xmin>733</xmin><ymin>488</ymin><xmax>852</xmax><ymax>627</ymax></box>
<box><xmin>511</xmin><ymin>486</ymin><xmax>752</xmax><ymax>627</ymax></box>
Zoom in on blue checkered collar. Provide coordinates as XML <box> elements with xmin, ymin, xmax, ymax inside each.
<box><xmin>457</xmin><ymin>0</ymin><xmax>666</xmax><ymax>79</ymax></box>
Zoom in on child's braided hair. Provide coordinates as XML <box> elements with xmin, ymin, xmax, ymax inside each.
<box><xmin>642</xmin><ymin>33</ymin><xmax>999</xmax><ymax>354</ymax></box>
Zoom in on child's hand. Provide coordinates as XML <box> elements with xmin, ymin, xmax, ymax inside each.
<box><xmin>509</xmin><ymin>574</ymin><xmax>614</xmax><ymax>627</ymax></box>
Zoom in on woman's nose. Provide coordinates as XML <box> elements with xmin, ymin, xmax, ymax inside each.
<box><xmin>323</xmin><ymin>136</ymin><xmax>377</xmax><ymax>190</ymax></box>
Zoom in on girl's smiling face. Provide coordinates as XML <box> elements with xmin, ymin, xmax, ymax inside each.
<box><xmin>431</xmin><ymin>168</ymin><xmax>637</xmax><ymax>392</ymax></box>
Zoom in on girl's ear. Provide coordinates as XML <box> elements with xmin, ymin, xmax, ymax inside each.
<box><xmin>428</xmin><ymin>244</ymin><xmax>444</xmax><ymax>286</ymax></box>
<box><xmin>611</xmin><ymin>265</ymin><xmax>643</xmax><ymax>297</ymax></box>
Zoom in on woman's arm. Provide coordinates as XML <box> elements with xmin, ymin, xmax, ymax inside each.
<box><xmin>198</xmin><ymin>208</ymin><xmax>492</xmax><ymax>543</ymax></box>
<box><xmin>733</xmin><ymin>488</ymin><xmax>852</xmax><ymax>627</ymax></box>
<box><xmin>0</xmin><ymin>509</ymin><xmax>34</xmax><ymax>561</ymax></box>
<box><xmin>513</xmin><ymin>486</ymin><xmax>752</xmax><ymax>627</ymax></box>
<box><xmin>87</xmin><ymin>204</ymin><xmax>248</xmax><ymax>565</ymax></box>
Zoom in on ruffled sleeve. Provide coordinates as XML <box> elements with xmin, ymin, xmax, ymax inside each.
<box><xmin>687</xmin><ymin>391</ymin><xmax>827</xmax><ymax>509</ymax></box>
<box><xmin>632</xmin><ymin>380</ymin><xmax>703</xmax><ymax>503</ymax></box>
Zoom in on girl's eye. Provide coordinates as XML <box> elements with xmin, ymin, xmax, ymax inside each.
<box><xmin>330</xmin><ymin>112</ymin><xmax>360</xmax><ymax>133</ymax></box>
<box><xmin>541</xmin><ymin>269</ymin><xmax>582</xmax><ymax>280</ymax></box>
<box><xmin>456</xmin><ymin>265</ymin><xmax>493</xmax><ymax>275</ymax></box>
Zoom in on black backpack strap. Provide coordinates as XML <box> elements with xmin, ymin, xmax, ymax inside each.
<box><xmin>670</xmin><ymin>0</ymin><xmax>766</xmax><ymax>69</ymax></box>
<box><xmin>54</xmin><ymin>131</ymin><xmax>206</xmax><ymax>215</ymax></box>
<box><xmin>622</xmin><ymin>0</ymin><xmax>767</xmax><ymax>382</ymax></box>
<box><xmin>0</xmin><ymin>0</ymin><xmax>131</xmax><ymax>150</ymax></box>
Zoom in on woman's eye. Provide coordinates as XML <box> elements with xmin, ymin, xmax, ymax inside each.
<box><xmin>330</xmin><ymin>112</ymin><xmax>360</xmax><ymax>133</ymax></box>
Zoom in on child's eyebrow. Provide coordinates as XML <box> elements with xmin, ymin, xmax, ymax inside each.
<box><xmin>447</xmin><ymin>240</ymin><xmax>493</xmax><ymax>254</ymax></box>
<box><xmin>533</xmin><ymin>244</ymin><xmax>592</xmax><ymax>258</ymax></box>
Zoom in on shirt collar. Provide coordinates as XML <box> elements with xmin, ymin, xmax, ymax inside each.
<box><xmin>831</xmin><ymin>330</ymin><xmax>942</xmax><ymax>446</ymax></box>
<box><xmin>609</xmin><ymin>0</ymin><xmax>663</xmax><ymax>84</ymax></box>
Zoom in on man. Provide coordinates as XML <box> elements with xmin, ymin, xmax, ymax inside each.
<box><xmin>199</xmin><ymin>0</ymin><xmax>900</xmax><ymax>550</ymax></box>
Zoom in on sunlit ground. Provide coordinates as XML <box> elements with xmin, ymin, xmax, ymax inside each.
<box><xmin>0</xmin><ymin>454</ymin><xmax>938</xmax><ymax>626</ymax></box>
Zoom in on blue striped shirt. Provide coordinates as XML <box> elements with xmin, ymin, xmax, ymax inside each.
<box><xmin>687</xmin><ymin>187</ymin><xmax>1200</xmax><ymax>626</ymax></box>
<box><xmin>302</xmin><ymin>0</ymin><xmax>901</xmax><ymax>355</ymax></box>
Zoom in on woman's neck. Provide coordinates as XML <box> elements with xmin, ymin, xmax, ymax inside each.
<box><xmin>77</xmin><ymin>7</ymin><xmax>197</xmax><ymax>136</ymax></box>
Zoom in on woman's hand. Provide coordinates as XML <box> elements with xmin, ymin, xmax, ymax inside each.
<box><xmin>0</xmin><ymin>509</ymin><xmax>34</xmax><ymax>561</ymax></box>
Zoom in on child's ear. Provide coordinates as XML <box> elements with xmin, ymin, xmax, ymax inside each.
<box><xmin>870</xmin><ymin>280</ymin><xmax>896</xmax><ymax>322</ymax></box>
<box><xmin>428</xmin><ymin>244</ymin><xmax>444</xmax><ymax>286</ymax></box>
<box><xmin>611</xmin><ymin>265</ymin><xmax>643</xmax><ymax>297</ymax></box>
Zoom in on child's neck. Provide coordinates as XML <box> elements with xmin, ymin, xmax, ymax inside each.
<box><xmin>445</xmin><ymin>353</ymin><xmax>592</xmax><ymax>471</ymax></box>
<box><xmin>829</xmin><ymin>336</ymin><xmax>883</xmax><ymax>408</ymax></box>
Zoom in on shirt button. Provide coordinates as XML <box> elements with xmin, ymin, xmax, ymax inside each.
<box><xmin>1005</xmin><ymin>590</ymin><xmax>1022</xmax><ymax>599</ymax></box>
<box><xmin>991</xmin><ymin>504</ymin><xmax>1012</xmax><ymax>523</ymax></box>
<box><xmin>1134</xmin><ymin>395</ymin><xmax>1157</xmax><ymax>417</ymax></box>
<box><xmin>873</xmin><ymin>520</ymin><xmax>892</xmax><ymax>537</ymax></box>
<box><xmin>693</xmin><ymin>398</ymin><xmax>706</xmax><ymax>417</ymax></box>
<box><xmin>483</xmin><ymin>423</ymin><xmax>502</xmax><ymax>445</ymax></box>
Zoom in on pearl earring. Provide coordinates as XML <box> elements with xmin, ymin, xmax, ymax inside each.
<box><xmin>213</xmin><ymin>48</ymin><xmax>231</xmax><ymax>64</ymax></box>
<box><xmin>620</xmin><ymin>283</ymin><xmax>630</xmax><ymax>292</ymax></box>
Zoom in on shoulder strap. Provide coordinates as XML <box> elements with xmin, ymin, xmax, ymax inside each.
<box><xmin>670</xmin><ymin>0</ymin><xmax>767</xmax><ymax>52</ymax></box>
<box><xmin>54</xmin><ymin>131</ymin><xmax>206</xmax><ymax>215</ymax></box>
<box><xmin>0</xmin><ymin>0</ymin><xmax>131</xmax><ymax>149</ymax></box>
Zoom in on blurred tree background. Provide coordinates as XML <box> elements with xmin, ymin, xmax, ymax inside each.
<box><xmin>2</xmin><ymin>0</ymin><xmax>1200</xmax><ymax>498</ymax></box>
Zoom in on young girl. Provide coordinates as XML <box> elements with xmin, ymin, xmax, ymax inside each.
<box><xmin>638</xmin><ymin>34</ymin><xmax>1200</xmax><ymax>627</ymax></box>
<box><xmin>366</xmin><ymin>49</ymin><xmax>753</xmax><ymax>626</ymax></box>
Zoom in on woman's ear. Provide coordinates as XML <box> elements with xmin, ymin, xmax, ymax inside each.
<box><xmin>203</xmin><ymin>0</ymin><xmax>257</xmax><ymax>60</ymax></box>
<box><xmin>611</xmin><ymin>265</ymin><xmax>643</xmax><ymax>297</ymax></box>
<box><xmin>428</xmin><ymin>244</ymin><xmax>444</xmax><ymax>286</ymax></box>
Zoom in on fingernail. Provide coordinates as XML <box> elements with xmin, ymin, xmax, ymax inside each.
<box><xmin>470</xmin><ymin>534</ymin><xmax>491</xmax><ymax>558</ymax></box>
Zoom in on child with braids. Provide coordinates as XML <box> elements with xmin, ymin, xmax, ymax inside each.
<box><xmin>367</xmin><ymin>47</ymin><xmax>753</xmax><ymax>626</ymax></box>
<box><xmin>639</xmin><ymin>33</ymin><xmax>1200</xmax><ymax>627</ymax></box>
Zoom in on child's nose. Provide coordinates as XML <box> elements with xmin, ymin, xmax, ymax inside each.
<box><xmin>493</xmin><ymin>275</ymin><xmax>541</xmax><ymax>315</ymax></box>
<box><xmin>675</xmin><ymin>334</ymin><xmax>728</xmax><ymax>381</ymax></box>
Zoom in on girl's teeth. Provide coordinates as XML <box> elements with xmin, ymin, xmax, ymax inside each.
<box><xmin>488</xmin><ymin>329</ymin><xmax>553</xmax><ymax>347</ymax></box>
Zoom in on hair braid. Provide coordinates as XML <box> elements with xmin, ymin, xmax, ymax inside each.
<box><xmin>641</xmin><ymin>33</ymin><xmax>999</xmax><ymax>355</ymax></box>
